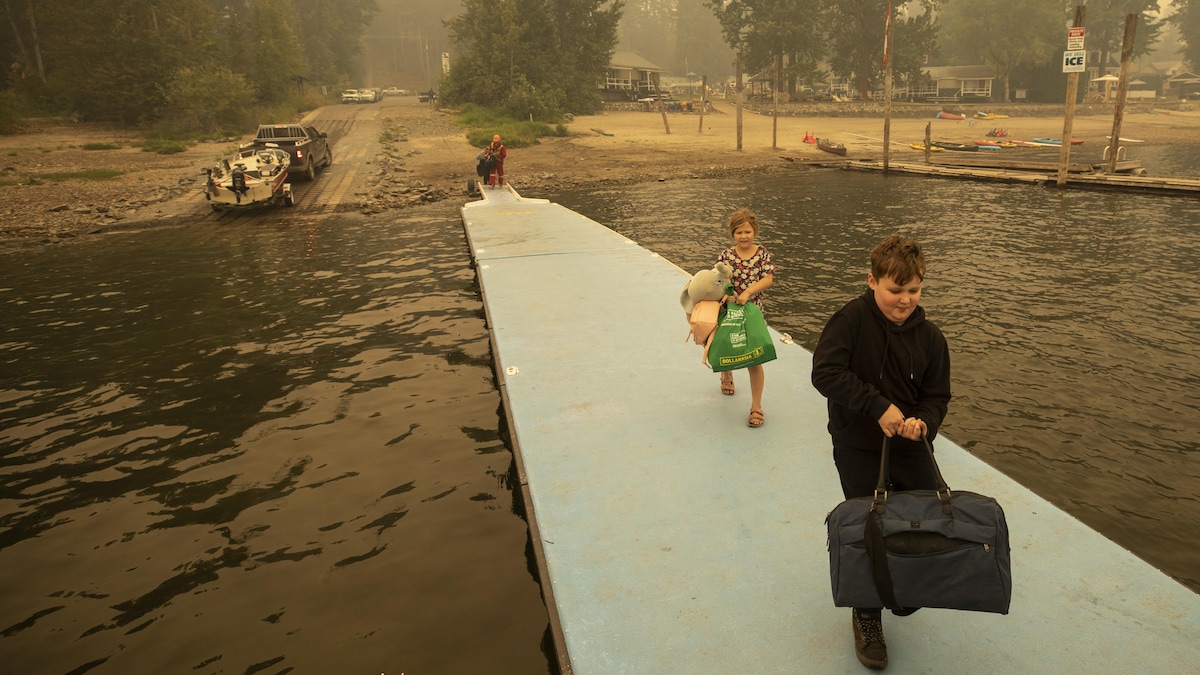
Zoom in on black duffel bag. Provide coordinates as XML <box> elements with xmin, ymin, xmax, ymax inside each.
<box><xmin>825</xmin><ymin>434</ymin><xmax>1012</xmax><ymax>614</ymax></box>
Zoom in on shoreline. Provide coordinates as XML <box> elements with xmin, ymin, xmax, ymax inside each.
<box><xmin>1</xmin><ymin>99</ymin><xmax>1198</xmax><ymax>247</ymax></box>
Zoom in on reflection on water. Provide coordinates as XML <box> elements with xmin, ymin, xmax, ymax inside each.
<box><xmin>551</xmin><ymin>163</ymin><xmax>1200</xmax><ymax>594</ymax></box>
<box><xmin>0</xmin><ymin>215</ymin><xmax>551</xmax><ymax>673</ymax></box>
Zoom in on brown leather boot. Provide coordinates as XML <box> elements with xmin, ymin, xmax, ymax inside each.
<box><xmin>852</xmin><ymin>608</ymin><xmax>888</xmax><ymax>669</ymax></box>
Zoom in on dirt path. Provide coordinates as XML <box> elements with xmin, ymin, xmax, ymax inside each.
<box><xmin>2</xmin><ymin>98</ymin><xmax>1198</xmax><ymax>248</ymax></box>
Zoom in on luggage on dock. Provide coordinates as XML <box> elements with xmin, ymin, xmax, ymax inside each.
<box><xmin>705</xmin><ymin>301</ymin><xmax>776</xmax><ymax>372</ymax></box>
<box><xmin>826</xmin><ymin>435</ymin><xmax>1012</xmax><ymax>614</ymax></box>
<box><xmin>476</xmin><ymin>151</ymin><xmax>496</xmax><ymax>177</ymax></box>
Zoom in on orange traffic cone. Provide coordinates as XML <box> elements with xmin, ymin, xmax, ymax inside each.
<box><xmin>803</xmin><ymin>131</ymin><xmax>817</xmax><ymax>144</ymax></box>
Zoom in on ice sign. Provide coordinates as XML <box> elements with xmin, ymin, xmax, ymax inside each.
<box><xmin>1063</xmin><ymin>51</ymin><xmax>1086</xmax><ymax>73</ymax></box>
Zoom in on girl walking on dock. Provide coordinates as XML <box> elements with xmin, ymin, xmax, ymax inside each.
<box><xmin>715</xmin><ymin>208</ymin><xmax>775</xmax><ymax>427</ymax></box>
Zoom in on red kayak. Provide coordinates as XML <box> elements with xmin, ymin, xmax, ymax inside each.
<box><xmin>936</xmin><ymin>111</ymin><xmax>966</xmax><ymax>120</ymax></box>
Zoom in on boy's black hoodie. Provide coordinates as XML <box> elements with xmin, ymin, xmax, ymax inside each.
<box><xmin>811</xmin><ymin>289</ymin><xmax>951</xmax><ymax>454</ymax></box>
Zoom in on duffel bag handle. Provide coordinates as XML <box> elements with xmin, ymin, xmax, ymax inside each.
<box><xmin>873</xmin><ymin>432</ymin><xmax>952</xmax><ymax>513</ymax></box>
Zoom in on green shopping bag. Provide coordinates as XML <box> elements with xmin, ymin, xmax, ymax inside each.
<box><xmin>706</xmin><ymin>299</ymin><xmax>777</xmax><ymax>372</ymax></box>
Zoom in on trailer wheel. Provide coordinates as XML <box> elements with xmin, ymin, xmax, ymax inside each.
<box><xmin>467</xmin><ymin>178</ymin><xmax>478</xmax><ymax>196</ymax></box>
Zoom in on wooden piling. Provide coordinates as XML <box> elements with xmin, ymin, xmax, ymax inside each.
<box><xmin>1057</xmin><ymin>5</ymin><xmax>1086</xmax><ymax>187</ymax></box>
<box><xmin>736</xmin><ymin>52</ymin><xmax>743</xmax><ymax>151</ymax></box>
<box><xmin>653</xmin><ymin>72</ymin><xmax>670</xmax><ymax>135</ymax></box>
<box><xmin>1105</xmin><ymin>14</ymin><xmax>1139</xmax><ymax>175</ymax></box>
<box><xmin>772</xmin><ymin>54</ymin><xmax>780</xmax><ymax>151</ymax></box>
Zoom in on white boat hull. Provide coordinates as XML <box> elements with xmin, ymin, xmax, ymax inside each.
<box><xmin>203</xmin><ymin>148</ymin><xmax>295</xmax><ymax>211</ymax></box>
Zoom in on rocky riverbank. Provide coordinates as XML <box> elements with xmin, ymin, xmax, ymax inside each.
<box><xmin>2</xmin><ymin>98</ymin><xmax>1198</xmax><ymax>247</ymax></box>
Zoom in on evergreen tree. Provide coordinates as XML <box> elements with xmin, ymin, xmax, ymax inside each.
<box><xmin>444</xmin><ymin>0</ymin><xmax>623</xmax><ymax>117</ymax></box>
<box><xmin>1081</xmin><ymin>0</ymin><xmax>1163</xmax><ymax>74</ymax></box>
<box><xmin>1170</xmin><ymin>0</ymin><xmax>1200</xmax><ymax>70</ymax></box>
<box><xmin>938</xmin><ymin>0</ymin><xmax>1062</xmax><ymax>102</ymax></box>
<box><xmin>823</xmin><ymin>0</ymin><xmax>939</xmax><ymax>100</ymax></box>
<box><xmin>0</xmin><ymin>0</ymin><xmax>378</xmax><ymax>127</ymax></box>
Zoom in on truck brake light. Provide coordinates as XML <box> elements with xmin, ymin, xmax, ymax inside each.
<box><xmin>295</xmin><ymin>149</ymin><xmax>303</xmax><ymax>158</ymax></box>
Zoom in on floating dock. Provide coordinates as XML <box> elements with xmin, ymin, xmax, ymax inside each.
<box><xmin>462</xmin><ymin>185</ymin><xmax>1200</xmax><ymax>674</ymax></box>
<box><xmin>801</xmin><ymin>158</ymin><xmax>1200</xmax><ymax>196</ymax></box>
<box><xmin>927</xmin><ymin>155</ymin><xmax>1144</xmax><ymax>174</ymax></box>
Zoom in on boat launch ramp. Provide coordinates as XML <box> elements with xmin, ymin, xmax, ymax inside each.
<box><xmin>461</xmin><ymin>185</ymin><xmax>1200</xmax><ymax>674</ymax></box>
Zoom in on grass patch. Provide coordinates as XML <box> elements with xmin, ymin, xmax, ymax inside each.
<box><xmin>455</xmin><ymin>103</ymin><xmax>568</xmax><ymax>149</ymax></box>
<box><xmin>0</xmin><ymin>178</ymin><xmax>19</xmax><ymax>187</ymax></box>
<box><xmin>33</xmin><ymin>169</ymin><xmax>124</xmax><ymax>182</ymax></box>
<box><xmin>82</xmin><ymin>142</ymin><xmax>121</xmax><ymax>150</ymax></box>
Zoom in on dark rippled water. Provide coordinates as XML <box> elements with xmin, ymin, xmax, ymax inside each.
<box><xmin>550</xmin><ymin>145</ymin><xmax>1200</xmax><ymax>595</ymax></box>
<box><xmin>0</xmin><ymin>215</ymin><xmax>552</xmax><ymax>673</ymax></box>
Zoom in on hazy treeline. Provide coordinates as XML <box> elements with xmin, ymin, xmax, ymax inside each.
<box><xmin>441</xmin><ymin>0</ymin><xmax>1196</xmax><ymax>120</ymax></box>
<box><xmin>0</xmin><ymin>0</ymin><xmax>378</xmax><ymax>132</ymax></box>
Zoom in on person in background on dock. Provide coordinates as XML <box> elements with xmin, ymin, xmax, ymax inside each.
<box><xmin>484</xmin><ymin>134</ymin><xmax>506</xmax><ymax>187</ymax></box>
<box><xmin>715</xmin><ymin>208</ymin><xmax>775</xmax><ymax>427</ymax></box>
<box><xmin>810</xmin><ymin>233</ymin><xmax>950</xmax><ymax>670</ymax></box>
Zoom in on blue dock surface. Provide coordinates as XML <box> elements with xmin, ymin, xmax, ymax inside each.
<box><xmin>461</xmin><ymin>186</ymin><xmax>1200</xmax><ymax>673</ymax></box>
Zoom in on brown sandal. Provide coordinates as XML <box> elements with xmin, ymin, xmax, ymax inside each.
<box><xmin>748</xmin><ymin>408</ymin><xmax>765</xmax><ymax>428</ymax></box>
<box><xmin>720</xmin><ymin>372</ymin><xmax>735</xmax><ymax>396</ymax></box>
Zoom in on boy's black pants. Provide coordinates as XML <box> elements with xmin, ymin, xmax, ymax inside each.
<box><xmin>833</xmin><ymin>441</ymin><xmax>939</xmax><ymax>500</ymax></box>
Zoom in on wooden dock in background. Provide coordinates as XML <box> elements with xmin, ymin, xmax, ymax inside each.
<box><xmin>799</xmin><ymin>158</ymin><xmax>1200</xmax><ymax>196</ymax></box>
<box><xmin>927</xmin><ymin>155</ymin><xmax>1144</xmax><ymax>175</ymax></box>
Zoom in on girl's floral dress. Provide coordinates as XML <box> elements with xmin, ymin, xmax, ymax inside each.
<box><xmin>716</xmin><ymin>245</ymin><xmax>775</xmax><ymax>311</ymax></box>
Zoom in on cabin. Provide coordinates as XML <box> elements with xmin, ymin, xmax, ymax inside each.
<box><xmin>917</xmin><ymin>65</ymin><xmax>994</xmax><ymax>102</ymax></box>
<box><xmin>602</xmin><ymin>51</ymin><xmax>666</xmax><ymax>101</ymax></box>
<box><xmin>855</xmin><ymin>65</ymin><xmax>996</xmax><ymax>102</ymax></box>
<box><xmin>1164</xmin><ymin>71</ymin><xmax>1200</xmax><ymax>100</ymax></box>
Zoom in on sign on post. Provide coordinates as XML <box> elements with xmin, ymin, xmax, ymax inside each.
<box><xmin>1063</xmin><ymin>51</ymin><xmax>1086</xmax><ymax>73</ymax></box>
<box><xmin>1067</xmin><ymin>27</ymin><xmax>1085</xmax><ymax>51</ymax></box>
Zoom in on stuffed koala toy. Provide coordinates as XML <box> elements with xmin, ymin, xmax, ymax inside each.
<box><xmin>679</xmin><ymin>262</ymin><xmax>733</xmax><ymax>315</ymax></box>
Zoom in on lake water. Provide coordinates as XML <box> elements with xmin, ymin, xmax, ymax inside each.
<box><xmin>1</xmin><ymin>144</ymin><xmax>1197</xmax><ymax>672</ymax></box>
<box><xmin>0</xmin><ymin>215</ymin><xmax>554</xmax><ymax>673</ymax></box>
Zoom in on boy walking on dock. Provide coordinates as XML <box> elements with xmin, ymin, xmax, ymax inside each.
<box><xmin>810</xmin><ymin>234</ymin><xmax>951</xmax><ymax>670</ymax></box>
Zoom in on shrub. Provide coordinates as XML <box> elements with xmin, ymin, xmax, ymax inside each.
<box><xmin>158</xmin><ymin>66</ymin><xmax>256</xmax><ymax>135</ymax></box>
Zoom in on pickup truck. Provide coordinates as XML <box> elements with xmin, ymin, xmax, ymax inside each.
<box><xmin>239</xmin><ymin>124</ymin><xmax>333</xmax><ymax>181</ymax></box>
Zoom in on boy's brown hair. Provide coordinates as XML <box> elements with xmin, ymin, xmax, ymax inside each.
<box><xmin>728</xmin><ymin>208</ymin><xmax>758</xmax><ymax>237</ymax></box>
<box><xmin>870</xmin><ymin>234</ymin><xmax>926</xmax><ymax>285</ymax></box>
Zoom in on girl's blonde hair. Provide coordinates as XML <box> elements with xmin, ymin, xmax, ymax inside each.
<box><xmin>728</xmin><ymin>208</ymin><xmax>758</xmax><ymax>237</ymax></box>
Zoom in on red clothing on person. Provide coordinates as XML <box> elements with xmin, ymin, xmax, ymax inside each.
<box><xmin>486</xmin><ymin>141</ymin><xmax>507</xmax><ymax>185</ymax></box>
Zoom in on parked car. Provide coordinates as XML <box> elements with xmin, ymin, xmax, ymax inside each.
<box><xmin>341</xmin><ymin>89</ymin><xmax>359</xmax><ymax>104</ymax></box>
<box><xmin>383</xmin><ymin>87</ymin><xmax>401</xmax><ymax>96</ymax></box>
<box><xmin>419</xmin><ymin>90</ymin><xmax>437</xmax><ymax>103</ymax></box>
